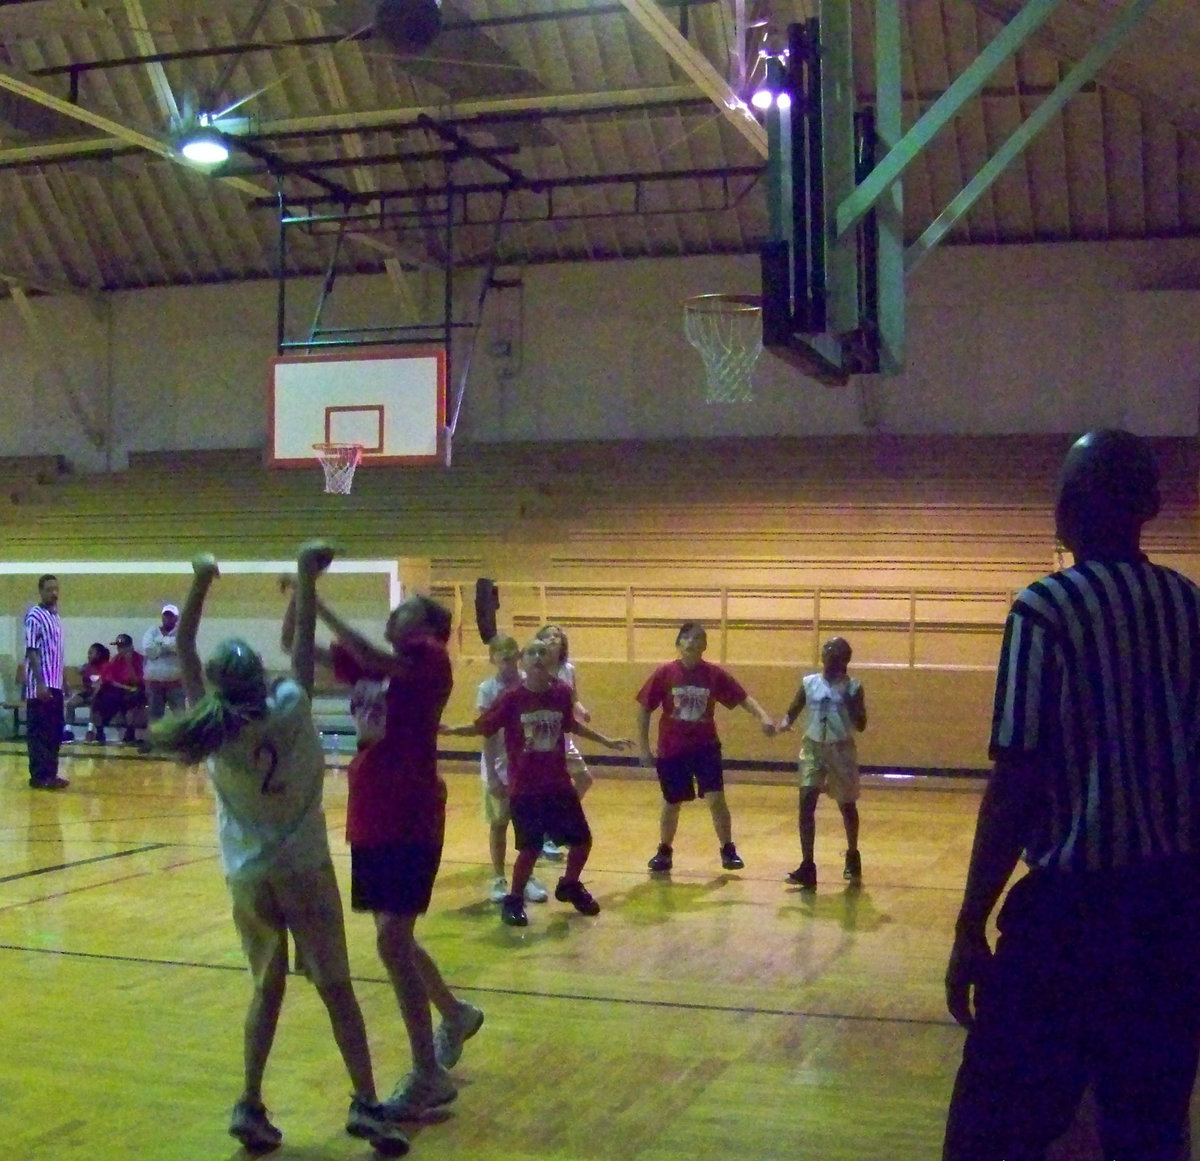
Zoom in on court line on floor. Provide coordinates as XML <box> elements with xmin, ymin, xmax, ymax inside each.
<box><xmin>0</xmin><ymin>940</ymin><xmax>956</xmax><ymax>1029</ymax></box>
<box><xmin>0</xmin><ymin>843</ymin><xmax>169</xmax><ymax>883</ymax></box>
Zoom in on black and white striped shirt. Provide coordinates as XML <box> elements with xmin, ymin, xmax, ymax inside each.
<box><xmin>991</xmin><ymin>556</ymin><xmax>1200</xmax><ymax>872</ymax></box>
<box><xmin>23</xmin><ymin>603</ymin><xmax>64</xmax><ymax>697</ymax></box>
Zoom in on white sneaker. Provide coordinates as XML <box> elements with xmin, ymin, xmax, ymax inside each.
<box><xmin>524</xmin><ymin>875</ymin><xmax>549</xmax><ymax>903</ymax></box>
<box><xmin>434</xmin><ymin>1002</ymin><xmax>484</xmax><ymax>1069</ymax></box>
<box><xmin>384</xmin><ymin>1067</ymin><xmax>457</xmax><ymax>1120</ymax></box>
<box><xmin>488</xmin><ymin>875</ymin><xmax>508</xmax><ymax>903</ymax></box>
<box><xmin>541</xmin><ymin>838</ymin><xmax>565</xmax><ymax>861</ymax></box>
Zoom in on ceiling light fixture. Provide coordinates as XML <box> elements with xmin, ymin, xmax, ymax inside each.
<box><xmin>750</xmin><ymin>53</ymin><xmax>792</xmax><ymax>113</ymax></box>
<box><xmin>179</xmin><ymin>113</ymin><xmax>230</xmax><ymax>166</ymax></box>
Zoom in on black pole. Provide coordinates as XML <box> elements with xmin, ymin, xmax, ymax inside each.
<box><xmin>275</xmin><ymin>180</ymin><xmax>287</xmax><ymax>354</ymax></box>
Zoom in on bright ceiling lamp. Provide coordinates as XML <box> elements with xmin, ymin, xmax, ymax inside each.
<box><xmin>750</xmin><ymin>53</ymin><xmax>792</xmax><ymax>112</ymax></box>
<box><xmin>179</xmin><ymin>113</ymin><xmax>229</xmax><ymax>165</ymax></box>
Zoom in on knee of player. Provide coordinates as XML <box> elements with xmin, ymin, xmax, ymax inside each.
<box><xmin>255</xmin><ymin>954</ymin><xmax>289</xmax><ymax>996</ymax></box>
<box><xmin>315</xmin><ymin>977</ymin><xmax>359</xmax><ymax>1014</ymax></box>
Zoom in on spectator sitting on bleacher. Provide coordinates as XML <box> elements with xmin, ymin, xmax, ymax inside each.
<box><xmin>88</xmin><ymin>633</ymin><xmax>146</xmax><ymax>744</ymax></box>
<box><xmin>64</xmin><ymin>643</ymin><xmax>110</xmax><ymax>740</ymax></box>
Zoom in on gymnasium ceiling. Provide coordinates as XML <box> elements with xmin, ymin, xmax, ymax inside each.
<box><xmin>0</xmin><ymin>0</ymin><xmax>1197</xmax><ymax>298</ymax></box>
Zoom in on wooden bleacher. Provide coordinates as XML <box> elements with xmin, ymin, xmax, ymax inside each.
<box><xmin>0</xmin><ymin>435</ymin><xmax>1195</xmax><ymax>770</ymax></box>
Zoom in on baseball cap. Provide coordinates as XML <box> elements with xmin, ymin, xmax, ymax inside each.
<box><xmin>162</xmin><ymin>603</ymin><xmax>179</xmax><ymax>616</ymax></box>
<box><xmin>111</xmin><ymin>633</ymin><xmax>133</xmax><ymax>648</ymax></box>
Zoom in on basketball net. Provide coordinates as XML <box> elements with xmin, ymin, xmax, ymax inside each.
<box><xmin>683</xmin><ymin>294</ymin><xmax>763</xmax><ymax>404</ymax></box>
<box><xmin>313</xmin><ymin>442</ymin><xmax>363</xmax><ymax>494</ymax></box>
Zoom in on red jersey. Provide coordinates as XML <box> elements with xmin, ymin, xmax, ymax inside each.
<box><xmin>101</xmin><ymin>651</ymin><xmax>144</xmax><ymax>688</ymax></box>
<box><xmin>473</xmin><ymin>680</ymin><xmax>577</xmax><ymax>798</ymax></box>
<box><xmin>332</xmin><ymin>636</ymin><xmax>452</xmax><ymax>848</ymax></box>
<box><xmin>636</xmin><ymin>658</ymin><xmax>747</xmax><ymax>760</ymax></box>
<box><xmin>77</xmin><ymin>661</ymin><xmax>104</xmax><ymax>696</ymax></box>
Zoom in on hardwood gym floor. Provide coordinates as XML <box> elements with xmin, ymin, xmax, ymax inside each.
<box><xmin>0</xmin><ymin>750</ymin><xmax>1176</xmax><ymax>1160</ymax></box>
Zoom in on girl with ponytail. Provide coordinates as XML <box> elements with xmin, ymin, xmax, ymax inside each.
<box><xmin>155</xmin><ymin>544</ymin><xmax>407</xmax><ymax>1156</ymax></box>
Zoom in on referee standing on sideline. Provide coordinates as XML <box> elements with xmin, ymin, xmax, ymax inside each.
<box><xmin>943</xmin><ymin>429</ymin><xmax>1200</xmax><ymax>1161</ymax></box>
<box><xmin>24</xmin><ymin>573</ymin><xmax>68</xmax><ymax>790</ymax></box>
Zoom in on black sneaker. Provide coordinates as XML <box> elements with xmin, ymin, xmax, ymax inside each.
<box><xmin>720</xmin><ymin>842</ymin><xmax>744</xmax><ymax>870</ymax></box>
<box><xmin>647</xmin><ymin>843</ymin><xmax>673</xmax><ymax>873</ymax></box>
<box><xmin>229</xmin><ymin>1098</ymin><xmax>282</xmax><ymax>1152</ymax></box>
<box><xmin>843</xmin><ymin>850</ymin><xmax>862</xmax><ymax>882</ymax></box>
<box><xmin>786</xmin><ymin>861</ymin><xmax>817</xmax><ymax>889</ymax></box>
<box><xmin>347</xmin><ymin>1096</ymin><xmax>410</xmax><ymax>1156</ymax></box>
<box><xmin>554</xmin><ymin>877</ymin><xmax>600</xmax><ymax>916</ymax></box>
<box><xmin>500</xmin><ymin>893</ymin><xmax>527</xmax><ymax>927</ymax></box>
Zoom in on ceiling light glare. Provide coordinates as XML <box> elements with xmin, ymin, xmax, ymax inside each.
<box><xmin>180</xmin><ymin>115</ymin><xmax>229</xmax><ymax>165</ymax></box>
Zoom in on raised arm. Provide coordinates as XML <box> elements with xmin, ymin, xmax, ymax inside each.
<box><xmin>291</xmin><ymin>541</ymin><xmax>335</xmax><ymax>695</ymax></box>
<box><xmin>280</xmin><ymin>575</ymin><xmax>333</xmax><ymax>674</ymax></box>
<box><xmin>279</xmin><ymin>579</ymin><xmax>296</xmax><ymax>655</ymax></box>
<box><xmin>315</xmin><ymin>596</ymin><xmax>397</xmax><ymax>674</ymax></box>
<box><xmin>177</xmin><ymin>553</ymin><xmax>219</xmax><ymax>704</ymax></box>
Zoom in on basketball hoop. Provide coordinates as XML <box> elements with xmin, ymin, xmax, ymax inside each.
<box><xmin>683</xmin><ymin>294</ymin><xmax>763</xmax><ymax>403</ymax></box>
<box><xmin>313</xmin><ymin>442</ymin><xmax>363</xmax><ymax>494</ymax></box>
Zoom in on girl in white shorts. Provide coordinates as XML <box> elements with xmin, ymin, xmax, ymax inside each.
<box><xmin>777</xmin><ymin>637</ymin><xmax>868</xmax><ymax>891</ymax></box>
<box><xmin>155</xmin><ymin>543</ymin><xmax>406</xmax><ymax>1156</ymax></box>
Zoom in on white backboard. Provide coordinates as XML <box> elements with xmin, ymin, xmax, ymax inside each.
<box><xmin>268</xmin><ymin>347</ymin><xmax>446</xmax><ymax>467</ymax></box>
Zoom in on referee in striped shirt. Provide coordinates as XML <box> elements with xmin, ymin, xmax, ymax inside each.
<box><xmin>24</xmin><ymin>573</ymin><xmax>68</xmax><ymax>790</ymax></box>
<box><xmin>943</xmin><ymin>430</ymin><xmax>1200</xmax><ymax>1161</ymax></box>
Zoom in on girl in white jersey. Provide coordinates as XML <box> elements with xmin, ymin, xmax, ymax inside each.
<box><xmin>154</xmin><ymin>543</ymin><xmax>407</xmax><ymax>1156</ymax></box>
<box><xmin>777</xmin><ymin>636</ymin><xmax>867</xmax><ymax>891</ymax></box>
<box><xmin>533</xmin><ymin>624</ymin><xmax>593</xmax><ymax>859</ymax></box>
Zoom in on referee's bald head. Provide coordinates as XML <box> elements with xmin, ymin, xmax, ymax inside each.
<box><xmin>1055</xmin><ymin>429</ymin><xmax>1160</xmax><ymax>554</ymax></box>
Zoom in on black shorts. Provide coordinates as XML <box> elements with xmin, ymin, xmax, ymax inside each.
<box><xmin>350</xmin><ymin>842</ymin><xmax>442</xmax><ymax>916</ymax></box>
<box><xmin>656</xmin><ymin>744</ymin><xmax>724</xmax><ymax>804</ymax></box>
<box><xmin>510</xmin><ymin>791</ymin><xmax>591</xmax><ymax>853</ymax></box>
<box><xmin>944</xmin><ymin>862</ymin><xmax>1200</xmax><ymax>1161</ymax></box>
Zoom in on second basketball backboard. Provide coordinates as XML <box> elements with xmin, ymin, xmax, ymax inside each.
<box><xmin>267</xmin><ymin>347</ymin><xmax>446</xmax><ymax>467</ymax></box>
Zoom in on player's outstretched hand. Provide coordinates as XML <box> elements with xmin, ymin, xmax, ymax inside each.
<box><xmin>761</xmin><ymin>719</ymin><xmax>778</xmax><ymax>737</ymax></box>
<box><xmin>607</xmin><ymin>737</ymin><xmax>634</xmax><ymax>752</ymax></box>
<box><xmin>298</xmin><ymin>539</ymin><xmax>337</xmax><ymax>576</ymax></box>
<box><xmin>278</xmin><ymin>574</ymin><xmax>296</xmax><ymax>595</ymax></box>
<box><xmin>192</xmin><ymin>552</ymin><xmax>220</xmax><ymax>580</ymax></box>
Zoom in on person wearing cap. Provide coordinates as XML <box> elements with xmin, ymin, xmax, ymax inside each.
<box><xmin>143</xmin><ymin>603</ymin><xmax>186</xmax><ymax>737</ymax></box>
<box><xmin>88</xmin><ymin>632</ymin><xmax>146</xmax><ymax>744</ymax></box>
